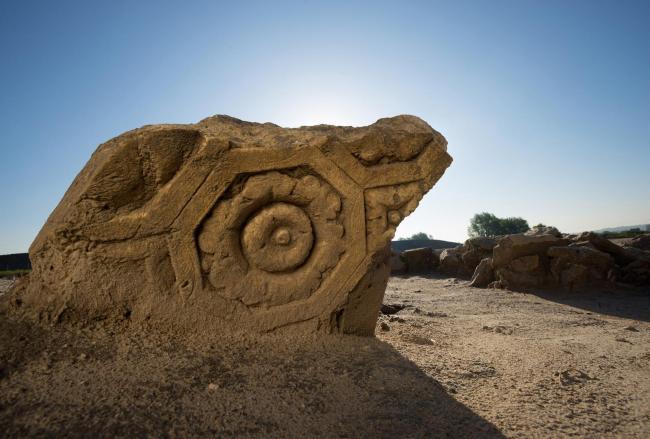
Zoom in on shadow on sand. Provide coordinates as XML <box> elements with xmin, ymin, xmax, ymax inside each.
<box><xmin>393</xmin><ymin>271</ymin><xmax>650</xmax><ymax>323</ymax></box>
<box><xmin>527</xmin><ymin>287</ymin><xmax>650</xmax><ymax>322</ymax></box>
<box><xmin>0</xmin><ymin>310</ymin><xmax>505</xmax><ymax>438</ymax></box>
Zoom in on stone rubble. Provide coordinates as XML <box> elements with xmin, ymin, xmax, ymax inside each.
<box><xmin>392</xmin><ymin>231</ymin><xmax>650</xmax><ymax>291</ymax></box>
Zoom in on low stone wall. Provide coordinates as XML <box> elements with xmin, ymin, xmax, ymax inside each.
<box><xmin>392</xmin><ymin>228</ymin><xmax>650</xmax><ymax>291</ymax></box>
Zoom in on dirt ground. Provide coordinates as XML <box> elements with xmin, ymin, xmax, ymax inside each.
<box><xmin>1</xmin><ymin>276</ymin><xmax>649</xmax><ymax>438</ymax></box>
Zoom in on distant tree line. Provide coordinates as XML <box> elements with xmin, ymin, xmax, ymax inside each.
<box><xmin>398</xmin><ymin>213</ymin><xmax>566</xmax><ymax>241</ymax></box>
<box><xmin>598</xmin><ymin>228</ymin><xmax>645</xmax><ymax>239</ymax></box>
<box><xmin>398</xmin><ymin>212</ymin><xmax>649</xmax><ymax>242</ymax></box>
<box><xmin>397</xmin><ymin>232</ymin><xmax>434</xmax><ymax>241</ymax></box>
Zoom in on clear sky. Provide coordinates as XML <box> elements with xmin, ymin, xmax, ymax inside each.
<box><xmin>1</xmin><ymin>0</ymin><xmax>649</xmax><ymax>253</ymax></box>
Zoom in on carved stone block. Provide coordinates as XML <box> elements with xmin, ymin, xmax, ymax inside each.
<box><xmin>13</xmin><ymin>115</ymin><xmax>452</xmax><ymax>335</ymax></box>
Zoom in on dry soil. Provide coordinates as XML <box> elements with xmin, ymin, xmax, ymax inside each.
<box><xmin>1</xmin><ymin>276</ymin><xmax>648</xmax><ymax>438</ymax></box>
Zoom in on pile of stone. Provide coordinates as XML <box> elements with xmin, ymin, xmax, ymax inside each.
<box><xmin>467</xmin><ymin>227</ymin><xmax>650</xmax><ymax>290</ymax></box>
<box><xmin>390</xmin><ymin>237</ymin><xmax>499</xmax><ymax>276</ymax></box>
<box><xmin>438</xmin><ymin>236</ymin><xmax>497</xmax><ymax>278</ymax></box>
<box><xmin>391</xmin><ymin>225</ymin><xmax>650</xmax><ymax>290</ymax></box>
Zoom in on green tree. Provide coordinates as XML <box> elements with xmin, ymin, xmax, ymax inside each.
<box><xmin>502</xmin><ymin>217</ymin><xmax>530</xmax><ymax>235</ymax></box>
<box><xmin>468</xmin><ymin>212</ymin><xmax>529</xmax><ymax>237</ymax></box>
<box><xmin>398</xmin><ymin>232</ymin><xmax>433</xmax><ymax>241</ymax></box>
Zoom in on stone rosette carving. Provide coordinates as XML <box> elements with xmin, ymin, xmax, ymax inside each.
<box><xmin>6</xmin><ymin>115</ymin><xmax>452</xmax><ymax>335</ymax></box>
<box><xmin>198</xmin><ymin>170</ymin><xmax>345</xmax><ymax>307</ymax></box>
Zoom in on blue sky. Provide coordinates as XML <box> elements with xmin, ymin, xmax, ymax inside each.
<box><xmin>1</xmin><ymin>0</ymin><xmax>649</xmax><ymax>253</ymax></box>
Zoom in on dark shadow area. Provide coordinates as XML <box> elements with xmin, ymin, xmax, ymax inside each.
<box><xmin>391</xmin><ymin>239</ymin><xmax>460</xmax><ymax>252</ymax></box>
<box><xmin>0</xmin><ymin>310</ymin><xmax>505</xmax><ymax>438</ymax></box>
<box><xmin>0</xmin><ymin>253</ymin><xmax>31</xmax><ymax>271</ymax></box>
<box><xmin>390</xmin><ymin>271</ymin><xmax>650</xmax><ymax>322</ymax></box>
<box><xmin>526</xmin><ymin>287</ymin><xmax>650</xmax><ymax>322</ymax></box>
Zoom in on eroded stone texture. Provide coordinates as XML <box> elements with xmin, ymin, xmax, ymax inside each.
<box><xmin>10</xmin><ymin>115</ymin><xmax>451</xmax><ymax>335</ymax></box>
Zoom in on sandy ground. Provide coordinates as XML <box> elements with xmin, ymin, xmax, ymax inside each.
<box><xmin>1</xmin><ymin>276</ymin><xmax>649</xmax><ymax>438</ymax></box>
<box><xmin>380</xmin><ymin>276</ymin><xmax>650</xmax><ymax>438</ymax></box>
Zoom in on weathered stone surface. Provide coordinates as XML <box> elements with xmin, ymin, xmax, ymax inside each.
<box><xmin>509</xmin><ymin>255</ymin><xmax>541</xmax><ymax>273</ymax></box>
<box><xmin>547</xmin><ymin>246</ymin><xmax>615</xmax><ymax>274</ymax></box>
<box><xmin>469</xmin><ymin>258</ymin><xmax>494</xmax><ymax>288</ymax></box>
<box><xmin>436</xmin><ymin>238</ymin><xmax>495</xmax><ymax>280</ymax></box>
<box><xmin>402</xmin><ymin>247</ymin><xmax>434</xmax><ymax>273</ymax></box>
<box><xmin>575</xmin><ymin>232</ymin><xmax>636</xmax><ymax>266</ymax></box>
<box><xmin>461</xmin><ymin>237</ymin><xmax>497</xmax><ymax>275</ymax></box>
<box><xmin>553</xmin><ymin>263</ymin><xmax>591</xmax><ymax>290</ymax></box>
<box><xmin>466</xmin><ymin>237</ymin><xmax>497</xmax><ymax>251</ymax></box>
<box><xmin>8</xmin><ymin>115</ymin><xmax>451</xmax><ymax>336</ymax></box>
<box><xmin>439</xmin><ymin>248</ymin><xmax>462</xmax><ymax>275</ymax></box>
<box><xmin>492</xmin><ymin>234</ymin><xmax>569</xmax><ymax>268</ymax></box>
<box><xmin>548</xmin><ymin>246</ymin><xmax>615</xmax><ymax>290</ymax></box>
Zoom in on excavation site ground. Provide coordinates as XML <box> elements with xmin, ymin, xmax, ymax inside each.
<box><xmin>1</xmin><ymin>276</ymin><xmax>648</xmax><ymax>438</ymax></box>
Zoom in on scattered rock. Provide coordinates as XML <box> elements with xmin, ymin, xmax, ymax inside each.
<box><xmin>401</xmin><ymin>334</ymin><xmax>434</xmax><ymax>346</ymax></box>
<box><xmin>460</xmin><ymin>361</ymin><xmax>497</xmax><ymax>379</ymax></box>
<box><xmin>381</xmin><ymin>303</ymin><xmax>406</xmax><ymax>315</ymax></box>
<box><xmin>482</xmin><ymin>325</ymin><xmax>513</xmax><ymax>335</ymax></box>
<box><xmin>207</xmin><ymin>383</ymin><xmax>219</xmax><ymax>391</ymax></box>
<box><xmin>556</xmin><ymin>368</ymin><xmax>594</xmax><ymax>386</ymax></box>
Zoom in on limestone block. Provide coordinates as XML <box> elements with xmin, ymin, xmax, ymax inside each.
<box><xmin>11</xmin><ymin>115</ymin><xmax>452</xmax><ymax>335</ymax></box>
<box><xmin>439</xmin><ymin>248</ymin><xmax>462</xmax><ymax>275</ymax></box>
<box><xmin>492</xmin><ymin>234</ymin><xmax>569</xmax><ymax>268</ymax></box>
<box><xmin>465</xmin><ymin>237</ymin><xmax>497</xmax><ymax>251</ymax></box>
<box><xmin>575</xmin><ymin>232</ymin><xmax>636</xmax><ymax>266</ymax></box>
<box><xmin>509</xmin><ymin>255</ymin><xmax>541</xmax><ymax>273</ymax></box>
<box><xmin>547</xmin><ymin>246</ymin><xmax>614</xmax><ymax>274</ymax></box>
<box><xmin>402</xmin><ymin>247</ymin><xmax>434</xmax><ymax>273</ymax></box>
